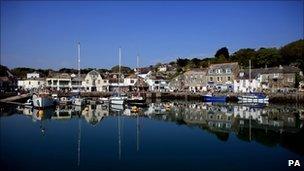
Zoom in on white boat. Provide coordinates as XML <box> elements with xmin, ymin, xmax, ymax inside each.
<box><xmin>238</xmin><ymin>93</ymin><xmax>269</xmax><ymax>103</ymax></box>
<box><xmin>32</xmin><ymin>93</ymin><xmax>55</xmax><ymax>108</ymax></box>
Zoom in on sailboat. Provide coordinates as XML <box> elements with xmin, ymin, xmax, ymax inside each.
<box><xmin>72</xmin><ymin>42</ymin><xmax>85</xmax><ymax>106</ymax></box>
<box><xmin>110</xmin><ymin>47</ymin><xmax>127</xmax><ymax>106</ymax></box>
<box><xmin>238</xmin><ymin>60</ymin><xmax>269</xmax><ymax>103</ymax></box>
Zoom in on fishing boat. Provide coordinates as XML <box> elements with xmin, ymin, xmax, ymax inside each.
<box><xmin>202</xmin><ymin>93</ymin><xmax>227</xmax><ymax>102</ymax></box>
<box><xmin>32</xmin><ymin>92</ymin><xmax>56</xmax><ymax>108</ymax></box>
<box><xmin>238</xmin><ymin>92</ymin><xmax>269</xmax><ymax>103</ymax></box>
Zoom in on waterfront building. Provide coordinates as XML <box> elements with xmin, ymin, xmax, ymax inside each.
<box><xmin>145</xmin><ymin>74</ymin><xmax>169</xmax><ymax>92</ymax></box>
<box><xmin>46</xmin><ymin>73</ymin><xmax>85</xmax><ymax>91</ymax></box>
<box><xmin>134</xmin><ymin>67</ymin><xmax>153</xmax><ymax>79</ymax></box>
<box><xmin>206</xmin><ymin>62</ymin><xmax>239</xmax><ymax>92</ymax></box>
<box><xmin>169</xmin><ymin>68</ymin><xmax>208</xmax><ymax>92</ymax></box>
<box><xmin>257</xmin><ymin>65</ymin><xmax>301</xmax><ymax>92</ymax></box>
<box><xmin>233</xmin><ymin>69</ymin><xmax>262</xmax><ymax>93</ymax></box>
<box><xmin>83</xmin><ymin>70</ymin><xmax>109</xmax><ymax>92</ymax></box>
<box><xmin>18</xmin><ymin>78</ymin><xmax>45</xmax><ymax>91</ymax></box>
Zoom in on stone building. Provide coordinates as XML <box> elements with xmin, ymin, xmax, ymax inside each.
<box><xmin>206</xmin><ymin>62</ymin><xmax>239</xmax><ymax>91</ymax></box>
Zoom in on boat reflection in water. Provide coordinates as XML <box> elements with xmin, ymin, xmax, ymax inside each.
<box><xmin>4</xmin><ymin>101</ymin><xmax>303</xmax><ymax>171</ymax></box>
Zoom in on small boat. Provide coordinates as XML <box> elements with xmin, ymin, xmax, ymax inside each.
<box><xmin>32</xmin><ymin>92</ymin><xmax>56</xmax><ymax>108</ymax></box>
<box><xmin>202</xmin><ymin>93</ymin><xmax>227</xmax><ymax>102</ymax></box>
<box><xmin>238</xmin><ymin>92</ymin><xmax>269</xmax><ymax>103</ymax></box>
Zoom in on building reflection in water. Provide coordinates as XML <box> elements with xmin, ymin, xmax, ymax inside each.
<box><xmin>13</xmin><ymin>101</ymin><xmax>304</xmax><ymax>157</ymax></box>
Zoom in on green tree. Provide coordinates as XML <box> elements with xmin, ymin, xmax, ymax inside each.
<box><xmin>230</xmin><ymin>48</ymin><xmax>257</xmax><ymax>67</ymax></box>
<box><xmin>215</xmin><ymin>47</ymin><xmax>229</xmax><ymax>60</ymax></box>
<box><xmin>255</xmin><ymin>48</ymin><xmax>282</xmax><ymax>68</ymax></box>
<box><xmin>280</xmin><ymin>39</ymin><xmax>304</xmax><ymax>71</ymax></box>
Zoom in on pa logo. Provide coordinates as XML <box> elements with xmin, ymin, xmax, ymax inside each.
<box><xmin>288</xmin><ymin>160</ymin><xmax>301</xmax><ymax>167</ymax></box>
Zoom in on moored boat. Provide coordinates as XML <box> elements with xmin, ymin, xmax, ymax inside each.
<box><xmin>202</xmin><ymin>93</ymin><xmax>227</xmax><ymax>102</ymax></box>
<box><xmin>238</xmin><ymin>92</ymin><xmax>269</xmax><ymax>103</ymax></box>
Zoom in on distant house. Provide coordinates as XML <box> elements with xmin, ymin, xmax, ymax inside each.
<box><xmin>206</xmin><ymin>62</ymin><xmax>239</xmax><ymax>91</ymax></box>
<box><xmin>299</xmin><ymin>81</ymin><xmax>304</xmax><ymax>92</ymax></box>
<box><xmin>26</xmin><ymin>72</ymin><xmax>40</xmax><ymax>79</ymax></box>
<box><xmin>84</xmin><ymin>70</ymin><xmax>109</xmax><ymax>92</ymax></box>
<box><xmin>134</xmin><ymin>67</ymin><xmax>152</xmax><ymax>79</ymax></box>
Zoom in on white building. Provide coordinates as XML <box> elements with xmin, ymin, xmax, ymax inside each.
<box><xmin>233</xmin><ymin>70</ymin><xmax>262</xmax><ymax>93</ymax></box>
<box><xmin>27</xmin><ymin>72</ymin><xmax>40</xmax><ymax>79</ymax></box>
<box><xmin>145</xmin><ymin>75</ymin><xmax>169</xmax><ymax>92</ymax></box>
<box><xmin>18</xmin><ymin>78</ymin><xmax>45</xmax><ymax>90</ymax></box>
<box><xmin>84</xmin><ymin>70</ymin><xmax>109</xmax><ymax>92</ymax></box>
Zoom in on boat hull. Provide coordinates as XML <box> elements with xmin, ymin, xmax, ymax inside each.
<box><xmin>203</xmin><ymin>96</ymin><xmax>227</xmax><ymax>102</ymax></box>
<box><xmin>238</xmin><ymin>97</ymin><xmax>269</xmax><ymax>103</ymax></box>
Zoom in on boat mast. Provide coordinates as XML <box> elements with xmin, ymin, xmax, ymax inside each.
<box><xmin>249</xmin><ymin>60</ymin><xmax>251</xmax><ymax>92</ymax></box>
<box><xmin>137</xmin><ymin>54</ymin><xmax>139</xmax><ymax>69</ymax></box>
<box><xmin>119</xmin><ymin>47</ymin><xmax>122</xmax><ymax>86</ymax></box>
<box><xmin>78</xmin><ymin>42</ymin><xmax>81</xmax><ymax>92</ymax></box>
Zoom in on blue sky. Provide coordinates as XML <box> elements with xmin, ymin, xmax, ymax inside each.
<box><xmin>1</xmin><ymin>1</ymin><xmax>303</xmax><ymax>69</ymax></box>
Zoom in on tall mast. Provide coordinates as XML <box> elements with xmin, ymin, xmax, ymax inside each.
<box><xmin>119</xmin><ymin>47</ymin><xmax>122</xmax><ymax>85</ymax></box>
<box><xmin>136</xmin><ymin>54</ymin><xmax>139</xmax><ymax>68</ymax></box>
<box><xmin>78</xmin><ymin>42</ymin><xmax>81</xmax><ymax>90</ymax></box>
<box><xmin>249</xmin><ymin>59</ymin><xmax>251</xmax><ymax>92</ymax></box>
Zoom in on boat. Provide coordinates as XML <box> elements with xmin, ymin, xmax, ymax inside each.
<box><xmin>32</xmin><ymin>92</ymin><xmax>56</xmax><ymax>108</ymax></box>
<box><xmin>202</xmin><ymin>93</ymin><xmax>227</xmax><ymax>102</ymax></box>
<box><xmin>238</xmin><ymin>92</ymin><xmax>269</xmax><ymax>103</ymax></box>
<box><xmin>131</xmin><ymin>106</ymin><xmax>140</xmax><ymax>113</ymax></box>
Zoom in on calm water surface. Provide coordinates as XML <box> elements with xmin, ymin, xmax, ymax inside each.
<box><xmin>1</xmin><ymin>101</ymin><xmax>303</xmax><ymax>171</ymax></box>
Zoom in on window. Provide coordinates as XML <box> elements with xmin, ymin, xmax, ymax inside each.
<box><xmin>220</xmin><ymin>77</ymin><xmax>223</xmax><ymax>81</ymax></box>
<box><xmin>131</xmin><ymin>80</ymin><xmax>134</xmax><ymax>83</ymax></box>
<box><xmin>38</xmin><ymin>81</ymin><xmax>40</xmax><ymax>85</ymax></box>
<box><xmin>227</xmin><ymin>77</ymin><xmax>231</xmax><ymax>81</ymax></box>
<box><xmin>29</xmin><ymin>81</ymin><xmax>31</xmax><ymax>85</ymax></box>
<box><xmin>210</xmin><ymin>77</ymin><xmax>213</xmax><ymax>82</ymax></box>
<box><xmin>226</xmin><ymin>68</ymin><xmax>231</xmax><ymax>74</ymax></box>
<box><xmin>217</xmin><ymin>77</ymin><xmax>220</xmax><ymax>81</ymax></box>
<box><xmin>287</xmin><ymin>77</ymin><xmax>293</xmax><ymax>82</ymax></box>
<box><xmin>86</xmin><ymin>80</ymin><xmax>89</xmax><ymax>84</ymax></box>
<box><xmin>104</xmin><ymin>80</ymin><xmax>107</xmax><ymax>83</ymax></box>
<box><xmin>98</xmin><ymin>80</ymin><xmax>100</xmax><ymax>84</ymax></box>
<box><xmin>208</xmin><ymin>70</ymin><xmax>213</xmax><ymax>74</ymax></box>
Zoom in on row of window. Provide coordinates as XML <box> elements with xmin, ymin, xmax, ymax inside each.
<box><xmin>209</xmin><ymin>76</ymin><xmax>231</xmax><ymax>82</ymax></box>
<box><xmin>208</xmin><ymin>68</ymin><xmax>232</xmax><ymax>74</ymax></box>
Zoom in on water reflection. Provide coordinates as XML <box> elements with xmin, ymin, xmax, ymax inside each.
<box><xmin>1</xmin><ymin>101</ymin><xmax>304</xmax><ymax>170</ymax></box>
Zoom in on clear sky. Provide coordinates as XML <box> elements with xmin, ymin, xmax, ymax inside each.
<box><xmin>1</xmin><ymin>0</ymin><xmax>303</xmax><ymax>69</ymax></box>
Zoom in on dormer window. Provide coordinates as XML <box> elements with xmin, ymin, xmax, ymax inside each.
<box><xmin>226</xmin><ymin>68</ymin><xmax>231</xmax><ymax>74</ymax></box>
<box><xmin>208</xmin><ymin>70</ymin><xmax>213</xmax><ymax>74</ymax></box>
<box><xmin>239</xmin><ymin>72</ymin><xmax>244</xmax><ymax>77</ymax></box>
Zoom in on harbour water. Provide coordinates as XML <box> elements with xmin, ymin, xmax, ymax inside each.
<box><xmin>1</xmin><ymin>101</ymin><xmax>303</xmax><ymax>171</ymax></box>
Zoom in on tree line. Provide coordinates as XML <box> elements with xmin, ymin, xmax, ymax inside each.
<box><xmin>175</xmin><ymin>39</ymin><xmax>304</xmax><ymax>71</ymax></box>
